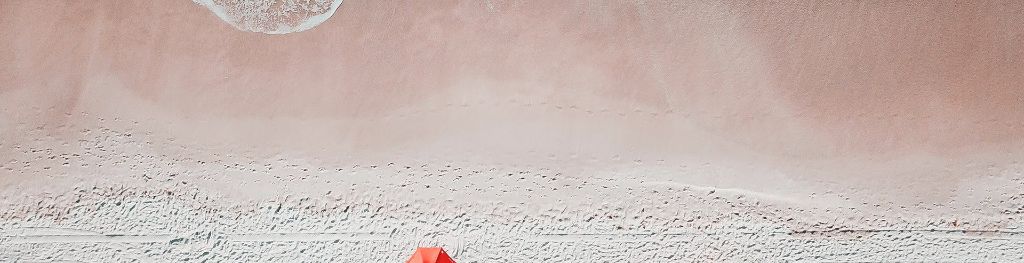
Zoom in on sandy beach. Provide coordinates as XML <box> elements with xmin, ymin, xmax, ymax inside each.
<box><xmin>3</xmin><ymin>0</ymin><xmax>1024</xmax><ymax>261</ymax></box>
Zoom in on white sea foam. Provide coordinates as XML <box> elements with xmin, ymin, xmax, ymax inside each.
<box><xmin>192</xmin><ymin>0</ymin><xmax>344</xmax><ymax>34</ymax></box>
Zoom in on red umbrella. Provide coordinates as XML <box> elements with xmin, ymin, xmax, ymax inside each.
<box><xmin>405</xmin><ymin>247</ymin><xmax>455</xmax><ymax>263</ymax></box>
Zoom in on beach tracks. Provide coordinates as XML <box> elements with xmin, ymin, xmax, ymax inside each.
<box><xmin>4</xmin><ymin>212</ymin><xmax>1024</xmax><ymax>262</ymax></box>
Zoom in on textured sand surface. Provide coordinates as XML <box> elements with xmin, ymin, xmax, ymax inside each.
<box><xmin>3</xmin><ymin>0</ymin><xmax>1024</xmax><ymax>261</ymax></box>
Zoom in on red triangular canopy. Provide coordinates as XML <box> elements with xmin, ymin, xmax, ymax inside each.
<box><xmin>405</xmin><ymin>247</ymin><xmax>455</xmax><ymax>263</ymax></box>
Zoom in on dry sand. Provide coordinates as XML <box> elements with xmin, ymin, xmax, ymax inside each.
<box><xmin>3</xmin><ymin>0</ymin><xmax>1024</xmax><ymax>261</ymax></box>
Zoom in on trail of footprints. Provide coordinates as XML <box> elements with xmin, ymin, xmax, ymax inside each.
<box><xmin>2</xmin><ymin>187</ymin><xmax>1024</xmax><ymax>262</ymax></box>
<box><xmin>2</xmin><ymin>118</ymin><xmax>1024</xmax><ymax>261</ymax></box>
